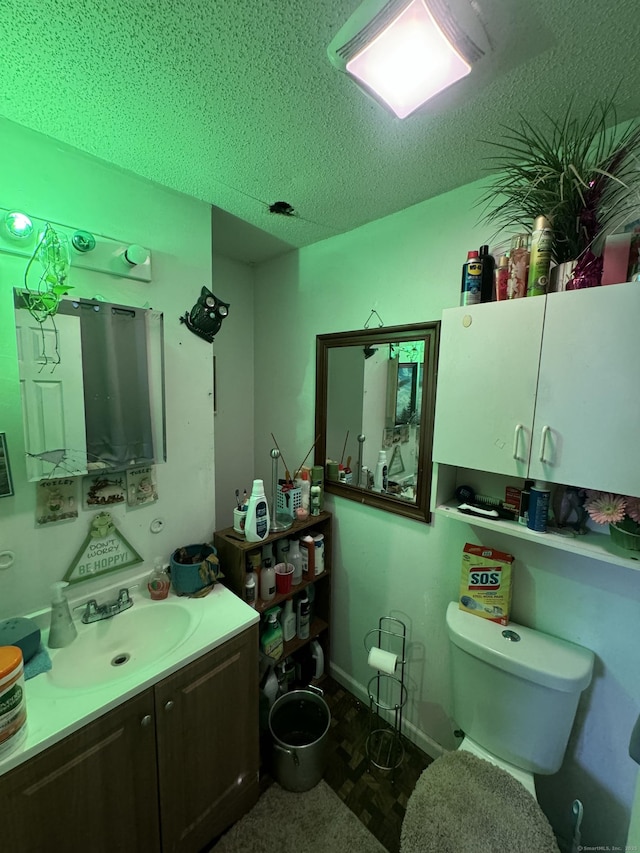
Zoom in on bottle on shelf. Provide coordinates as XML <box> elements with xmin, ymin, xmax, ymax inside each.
<box><xmin>527</xmin><ymin>216</ymin><xmax>553</xmax><ymax>296</ymax></box>
<box><xmin>460</xmin><ymin>250</ymin><xmax>482</xmax><ymax>305</ymax></box>
<box><xmin>288</xmin><ymin>538</ymin><xmax>303</xmax><ymax>585</ymax></box>
<box><xmin>260</xmin><ymin>558</ymin><xmax>276</xmax><ymax>603</ymax></box>
<box><xmin>261</xmin><ymin>607</ymin><xmax>284</xmax><ymax>661</ymax></box>
<box><xmin>245</xmin><ymin>478</ymin><xmax>270</xmax><ymax>542</ymax></box>
<box><xmin>494</xmin><ymin>254</ymin><xmax>509</xmax><ymax>301</ymax></box>
<box><xmin>373</xmin><ymin>450</ymin><xmax>388</xmax><ymax>493</ymax></box>
<box><xmin>508</xmin><ymin>234</ymin><xmax>530</xmax><ymax>299</ymax></box>
<box><xmin>244</xmin><ymin>564</ymin><xmax>257</xmax><ymax>608</ymax></box>
<box><xmin>282</xmin><ymin>599</ymin><xmax>296</xmax><ymax>642</ymax></box>
<box><xmin>478</xmin><ymin>244</ymin><xmax>495</xmax><ymax>303</ymax></box>
<box><xmin>296</xmin><ymin>594</ymin><xmax>310</xmax><ymax>640</ymax></box>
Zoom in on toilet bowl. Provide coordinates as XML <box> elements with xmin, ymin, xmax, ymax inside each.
<box><xmin>458</xmin><ymin>735</ymin><xmax>536</xmax><ymax>797</ymax></box>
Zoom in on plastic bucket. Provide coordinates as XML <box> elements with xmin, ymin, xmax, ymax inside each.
<box><xmin>268</xmin><ymin>689</ymin><xmax>331</xmax><ymax>792</ymax></box>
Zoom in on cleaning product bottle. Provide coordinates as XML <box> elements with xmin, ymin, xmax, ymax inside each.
<box><xmin>310</xmin><ymin>639</ymin><xmax>325</xmax><ymax>679</ymax></box>
<box><xmin>148</xmin><ymin>556</ymin><xmax>170</xmax><ymax>600</ymax></box>
<box><xmin>460</xmin><ymin>250</ymin><xmax>482</xmax><ymax>305</ymax></box>
<box><xmin>260</xmin><ymin>558</ymin><xmax>276</xmax><ymax>602</ymax></box>
<box><xmin>245</xmin><ymin>478</ymin><xmax>270</xmax><ymax>542</ymax></box>
<box><xmin>297</xmin><ymin>594</ymin><xmax>310</xmax><ymax>640</ymax></box>
<box><xmin>288</xmin><ymin>538</ymin><xmax>303</xmax><ymax>585</ymax></box>
<box><xmin>282</xmin><ymin>599</ymin><xmax>296</xmax><ymax>642</ymax></box>
<box><xmin>527</xmin><ymin>215</ymin><xmax>553</xmax><ymax>296</ymax></box>
<box><xmin>244</xmin><ymin>565</ymin><xmax>257</xmax><ymax>607</ymax></box>
<box><xmin>373</xmin><ymin>450</ymin><xmax>388</xmax><ymax>493</ymax></box>
<box><xmin>261</xmin><ymin>607</ymin><xmax>283</xmax><ymax>661</ymax></box>
<box><xmin>47</xmin><ymin>581</ymin><xmax>78</xmax><ymax>649</ymax></box>
<box><xmin>478</xmin><ymin>245</ymin><xmax>495</xmax><ymax>303</ymax></box>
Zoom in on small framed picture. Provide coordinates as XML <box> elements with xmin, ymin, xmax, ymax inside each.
<box><xmin>0</xmin><ymin>433</ymin><xmax>14</xmax><ymax>498</ymax></box>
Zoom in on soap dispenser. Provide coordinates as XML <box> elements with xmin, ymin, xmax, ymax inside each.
<box><xmin>148</xmin><ymin>556</ymin><xmax>170</xmax><ymax>600</ymax></box>
<box><xmin>47</xmin><ymin>581</ymin><xmax>78</xmax><ymax>649</ymax></box>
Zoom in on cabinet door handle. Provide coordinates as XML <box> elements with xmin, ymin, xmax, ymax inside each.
<box><xmin>140</xmin><ymin>714</ymin><xmax>152</xmax><ymax>727</ymax></box>
<box><xmin>512</xmin><ymin>424</ymin><xmax>524</xmax><ymax>460</ymax></box>
<box><xmin>539</xmin><ymin>425</ymin><xmax>551</xmax><ymax>463</ymax></box>
<box><xmin>164</xmin><ymin>700</ymin><xmax>175</xmax><ymax>712</ymax></box>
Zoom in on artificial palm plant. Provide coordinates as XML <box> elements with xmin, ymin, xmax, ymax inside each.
<box><xmin>477</xmin><ymin>97</ymin><xmax>640</xmax><ymax>287</ymax></box>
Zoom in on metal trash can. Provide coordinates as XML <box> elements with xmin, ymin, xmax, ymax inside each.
<box><xmin>268</xmin><ymin>688</ymin><xmax>331</xmax><ymax>792</ymax></box>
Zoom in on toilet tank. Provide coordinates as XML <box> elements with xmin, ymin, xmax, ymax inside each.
<box><xmin>446</xmin><ymin>602</ymin><xmax>594</xmax><ymax>774</ymax></box>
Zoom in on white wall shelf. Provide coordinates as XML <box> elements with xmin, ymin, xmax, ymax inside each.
<box><xmin>435</xmin><ymin>500</ymin><xmax>640</xmax><ymax>571</ymax></box>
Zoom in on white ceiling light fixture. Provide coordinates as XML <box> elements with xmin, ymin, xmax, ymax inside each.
<box><xmin>328</xmin><ymin>0</ymin><xmax>487</xmax><ymax>119</ymax></box>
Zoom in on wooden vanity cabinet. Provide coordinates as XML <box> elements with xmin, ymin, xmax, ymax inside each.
<box><xmin>155</xmin><ymin>623</ymin><xmax>259</xmax><ymax>852</ymax></box>
<box><xmin>0</xmin><ymin>624</ymin><xmax>259</xmax><ymax>853</ymax></box>
<box><xmin>0</xmin><ymin>690</ymin><xmax>161</xmax><ymax>853</ymax></box>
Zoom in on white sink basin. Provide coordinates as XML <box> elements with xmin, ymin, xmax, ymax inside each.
<box><xmin>47</xmin><ymin>600</ymin><xmax>200</xmax><ymax>689</ymax></box>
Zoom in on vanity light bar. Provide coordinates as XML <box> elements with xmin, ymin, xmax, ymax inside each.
<box><xmin>0</xmin><ymin>207</ymin><xmax>152</xmax><ymax>283</ymax></box>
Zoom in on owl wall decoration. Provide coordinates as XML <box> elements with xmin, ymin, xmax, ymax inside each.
<box><xmin>180</xmin><ymin>287</ymin><xmax>230</xmax><ymax>343</ymax></box>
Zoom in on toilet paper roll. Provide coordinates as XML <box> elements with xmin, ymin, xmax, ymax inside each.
<box><xmin>368</xmin><ymin>647</ymin><xmax>397</xmax><ymax>675</ymax></box>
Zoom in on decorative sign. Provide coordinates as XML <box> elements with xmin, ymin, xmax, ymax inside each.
<box><xmin>126</xmin><ymin>466</ymin><xmax>158</xmax><ymax>507</ymax></box>
<box><xmin>36</xmin><ymin>477</ymin><xmax>78</xmax><ymax>525</ymax></box>
<box><xmin>64</xmin><ymin>511</ymin><xmax>143</xmax><ymax>585</ymax></box>
<box><xmin>83</xmin><ymin>472</ymin><xmax>127</xmax><ymax>509</ymax></box>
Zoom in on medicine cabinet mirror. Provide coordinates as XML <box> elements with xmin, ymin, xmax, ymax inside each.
<box><xmin>14</xmin><ymin>291</ymin><xmax>166</xmax><ymax>481</ymax></box>
<box><xmin>315</xmin><ymin>321</ymin><xmax>440</xmax><ymax>523</ymax></box>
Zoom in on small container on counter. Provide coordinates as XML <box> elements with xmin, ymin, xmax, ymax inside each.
<box><xmin>527</xmin><ymin>481</ymin><xmax>551</xmax><ymax>532</ymax></box>
<box><xmin>0</xmin><ymin>646</ymin><xmax>27</xmax><ymax>758</ymax></box>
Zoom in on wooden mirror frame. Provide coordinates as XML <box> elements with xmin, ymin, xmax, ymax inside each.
<box><xmin>315</xmin><ymin>321</ymin><xmax>440</xmax><ymax>523</ymax></box>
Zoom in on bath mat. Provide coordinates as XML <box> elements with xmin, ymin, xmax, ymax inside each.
<box><xmin>211</xmin><ymin>780</ymin><xmax>386</xmax><ymax>853</ymax></box>
<box><xmin>400</xmin><ymin>750</ymin><xmax>560</xmax><ymax>853</ymax></box>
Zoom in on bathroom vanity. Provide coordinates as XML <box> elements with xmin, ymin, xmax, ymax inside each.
<box><xmin>0</xmin><ymin>582</ymin><xmax>259</xmax><ymax>853</ymax></box>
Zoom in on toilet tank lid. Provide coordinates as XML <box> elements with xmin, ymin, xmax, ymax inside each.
<box><xmin>446</xmin><ymin>602</ymin><xmax>594</xmax><ymax>693</ymax></box>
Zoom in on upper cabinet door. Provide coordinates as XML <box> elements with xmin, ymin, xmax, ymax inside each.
<box><xmin>433</xmin><ymin>298</ymin><xmax>546</xmax><ymax>477</ymax></box>
<box><xmin>529</xmin><ymin>283</ymin><xmax>640</xmax><ymax>495</ymax></box>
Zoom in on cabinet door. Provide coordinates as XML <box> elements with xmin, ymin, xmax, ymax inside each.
<box><xmin>530</xmin><ymin>282</ymin><xmax>640</xmax><ymax>494</ymax></box>
<box><xmin>0</xmin><ymin>690</ymin><xmax>160</xmax><ymax>853</ymax></box>
<box><xmin>155</xmin><ymin>625</ymin><xmax>259</xmax><ymax>853</ymax></box>
<box><xmin>433</xmin><ymin>298</ymin><xmax>546</xmax><ymax>477</ymax></box>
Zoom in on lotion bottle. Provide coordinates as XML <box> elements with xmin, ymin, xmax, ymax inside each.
<box><xmin>47</xmin><ymin>582</ymin><xmax>78</xmax><ymax>649</ymax></box>
<box><xmin>288</xmin><ymin>539</ymin><xmax>303</xmax><ymax>585</ymax></box>
<box><xmin>373</xmin><ymin>450</ymin><xmax>388</xmax><ymax>493</ymax></box>
<box><xmin>245</xmin><ymin>478</ymin><xmax>270</xmax><ymax>542</ymax></box>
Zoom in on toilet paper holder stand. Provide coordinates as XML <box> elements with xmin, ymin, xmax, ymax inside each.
<box><xmin>364</xmin><ymin>616</ymin><xmax>407</xmax><ymax>774</ymax></box>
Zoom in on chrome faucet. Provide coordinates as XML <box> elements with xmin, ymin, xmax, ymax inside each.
<box><xmin>79</xmin><ymin>588</ymin><xmax>134</xmax><ymax>624</ymax></box>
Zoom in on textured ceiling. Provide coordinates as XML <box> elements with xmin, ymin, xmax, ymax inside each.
<box><xmin>2</xmin><ymin>0</ymin><xmax>640</xmax><ymax>264</ymax></box>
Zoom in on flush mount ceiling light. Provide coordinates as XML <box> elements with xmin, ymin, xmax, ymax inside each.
<box><xmin>328</xmin><ymin>0</ymin><xmax>486</xmax><ymax>119</ymax></box>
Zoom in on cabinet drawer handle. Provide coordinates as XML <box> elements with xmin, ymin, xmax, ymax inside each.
<box><xmin>539</xmin><ymin>425</ymin><xmax>550</xmax><ymax>463</ymax></box>
<box><xmin>140</xmin><ymin>714</ymin><xmax>152</xmax><ymax>727</ymax></box>
<box><xmin>512</xmin><ymin>424</ymin><xmax>524</xmax><ymax>460</ymax></box>
<box><xmin>164</xmin><ymin>700</ymin><xmax>175</xmax><ymax>712</ymax></box>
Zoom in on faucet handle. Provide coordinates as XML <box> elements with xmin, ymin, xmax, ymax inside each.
<box><xmin>74</xmin><ymin>598</ymin><xmax>99</xmax><ymax>614</ymax></box>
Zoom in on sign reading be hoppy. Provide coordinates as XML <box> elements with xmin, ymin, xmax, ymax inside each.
<box><xmin>64</xmin><ymin>512</ymin><xmax>143</xmax><ymax>585</ymax></box>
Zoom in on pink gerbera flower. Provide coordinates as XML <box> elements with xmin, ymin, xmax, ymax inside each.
<box><xmin>626</xmin><ymin>497</ymin><xmax>640</xmax><ymax>525</ymax></box>
<box><xmin>584</xmin><ymin>492</ymin><xmax>627</xmax><ymax>525</ymax></box>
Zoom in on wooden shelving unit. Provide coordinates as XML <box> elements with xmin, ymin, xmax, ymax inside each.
<box><xmin>214</xmin><ymin>510</ymin><xmax>333</xmax><ymax>680</ymax></box>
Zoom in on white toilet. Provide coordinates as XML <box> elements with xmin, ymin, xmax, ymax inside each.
<box><xmin>446</xmin><ymin>601</ymin><xmax>594</xmax><ymax>798</ymax></box>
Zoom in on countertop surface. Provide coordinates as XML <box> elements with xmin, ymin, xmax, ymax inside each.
<box><xmin>0</xmin><ymin>575</ymin><xmax>259</xmax><ymax>777</ymax></box>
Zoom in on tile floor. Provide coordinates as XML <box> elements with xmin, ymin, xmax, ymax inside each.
<box><xmin>258</xmin><ymin>676</ymin><xmax>433</xmax><ymax>853</ymax></box>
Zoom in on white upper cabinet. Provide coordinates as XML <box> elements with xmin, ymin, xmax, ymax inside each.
<box><xmin>433</xmin><ymin>283</ymin><xmax>640</xmax><ymax>496</ymax></box>
<box><xmin>432</xmin><ymin>297</ymin><xmax>546</xmax><ymax>477</ymax></box>
<box><xmin>529</xmin><ymin>283</ymin><xmax>640</xmax><ymax>494</ymax></box>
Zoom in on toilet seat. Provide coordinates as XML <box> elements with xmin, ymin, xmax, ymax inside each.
<box><xmin>458</xmin><ymin>736</ymin><xmax>537</xmax><ymax>798</ymax></box>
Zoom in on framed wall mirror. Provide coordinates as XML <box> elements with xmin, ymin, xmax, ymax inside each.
<box><xmin>14</xmin><ymin>291</ymin><xmax>166</xmax><ymax>481</ymax></box>
<box><xmin>315</xmin><ymin>321</ymin><xmax>440</xmax><ymax>523</ymax></box>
